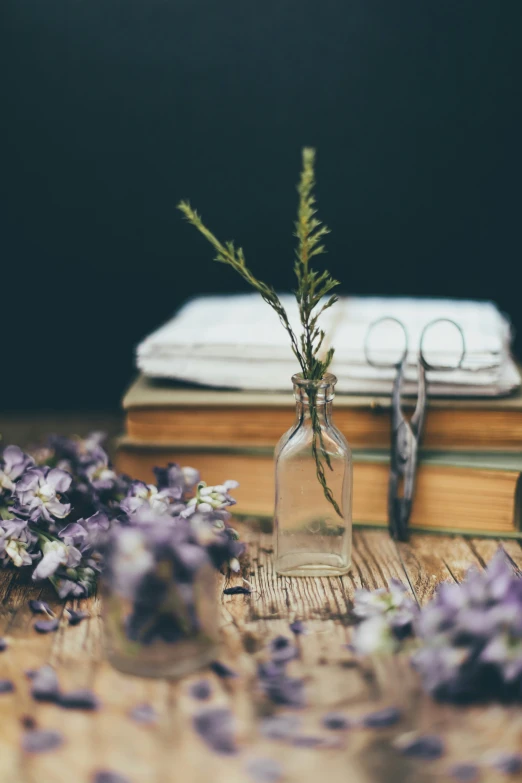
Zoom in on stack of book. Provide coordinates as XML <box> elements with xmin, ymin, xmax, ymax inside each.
<box><xmin>116</xmin><ymin>295</ymin><xmax>522</xmax><ymax>536</ymax></box>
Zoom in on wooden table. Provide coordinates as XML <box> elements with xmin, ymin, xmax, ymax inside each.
<box><xmin>1</xmin><ymin>523</ymin><xmax>522</xmax><ymax>783</ymax></box>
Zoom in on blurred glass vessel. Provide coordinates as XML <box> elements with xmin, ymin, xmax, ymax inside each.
<box><xmin>274</xmin><ymin>373</ymin><xmax>352</xmax><ymax>577</ymax></box>
<box><xmin>103</xmin><ymin>524</ymin><xmax>218</xmax><ymax>678</ymax></box>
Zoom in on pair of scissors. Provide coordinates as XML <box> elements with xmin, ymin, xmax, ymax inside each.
<box><xmin>364</xmin><ymin>317</ymin><xmax>466</xmax><ymax>541</ymax></box>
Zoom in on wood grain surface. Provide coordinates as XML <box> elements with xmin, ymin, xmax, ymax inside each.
<box><xmin>1</xmin><ymin>524</ymin><xmax>522</xmax><ymax>783</ymax></box>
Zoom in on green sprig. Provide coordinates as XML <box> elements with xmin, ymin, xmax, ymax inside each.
<box><xmin>177</xmin><ymin>148</ymin><xmax>342</xmax><ymax>516</ymax></box>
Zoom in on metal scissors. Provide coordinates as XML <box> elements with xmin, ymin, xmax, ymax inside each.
<box><xmin>364</xmin><ymin>317</ymin><xmax>466</xmax><ymax>541</ymax></box>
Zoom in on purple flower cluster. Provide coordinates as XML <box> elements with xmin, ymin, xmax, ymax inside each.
<box><xmin>0</xmin><ymin>435</ymin><xmax>242</xmax><ymax>601</ymax></box>
<box><xmin>351</xmin><ymin>550</ymin><xmax>522</xmax><ymax>704</ymax></box>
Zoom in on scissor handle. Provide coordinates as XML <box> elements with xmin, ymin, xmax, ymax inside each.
<box><xmin>419</xmin><ymin>317</ymin><xmax>466</xmax><ymax>372</ymax></box>
<box><xmin>364</xmin><ymin>316</ymin><xmax>408</xmax><ymax>370</ymax></box>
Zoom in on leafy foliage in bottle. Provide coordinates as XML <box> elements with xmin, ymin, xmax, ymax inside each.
<box><xmin>178</xmin><ymin>148</ymin><xmax>342</xmax><ymax>516</ymax></box>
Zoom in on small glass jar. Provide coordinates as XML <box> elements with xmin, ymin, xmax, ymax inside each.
<box><xmin>274</xmin><ymin>373</ymin><xmax>352</xmax><ymax>577</ymax></box>
<box><xmin>102</xmin><ymin>525</ymin><xmax>219</xmax><ymax>678</ymax></box>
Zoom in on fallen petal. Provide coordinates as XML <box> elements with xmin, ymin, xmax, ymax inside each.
<box><xmin>0</xmin><ymin>679</ymin><xmax>15</xmax><ymax>694</ymax></box>
<box><xmin>190</xmin><ymin>680</ymin><xmax>212</xmax><ymax>701</ymax></box>
<box><xmin>129</xmin><ymin>703</ymin><xmax>158</xmax><ymax>724</ymax></box>
<box><xmin>362</xmin><ymin>706</ymin><xmax>402</xmax><ymax>728</ymax></box>
<box><xmin>193</xmin><ymin>707</ymin><xmax>237</xmax><ymax>755</ymax></box>
<box><xmin>394</xmin><ymin>733</ymin><xmax>445</xmax><ymax>760</ymax></box>
<box><xmin>223</xmin><ymin>586</ymin><xmax>251</xmax><ymax>595</ymax></box>
<box><xmin>322</xmin><ymin>712</ymin><xmax>351</xmax><ymax>731</ymax></box>
<box><xmin>93</xmin><ymin>772</ymin><xmax>132</xmax><ymax>783</ymax></box>
<box><xmin>260</xmin><ymin>714</ymin><xmax>301</xmax><ymax>741</ymax></box>
<box><xmin>67</xmin><ymin>610</ymin><xmax>89</xmax><ymax>626</ymax></box>
<box><xmin>209</xmin><ymin>660</ymin><xmax>238</xmax><ymax>679</ymax></box>
<box><xmin>28</xmin><ymin>600</ymin><xmax>55</xmax><ymax>616</ymax></box>
<box><xmin>449</xmin><ymin>763</ymin><xmax>481</xmax><ymax>782</ymax></box>
<box><xmin>34</xmin><ymin>619</ymin><xmax>59</xmax><ymax>634</ymax></box>
<box><xmin>246</xmin><ymin>757</ymin><xmax>284</xmax><ymax>783</ymax></box>
<box><xmin>0</xmin><ymin>638</ymin><xmax>7</xmax><ymax>652</ymax></box>
<box><xmin>289</xmin><ymin>620</ymin><xmax>306</xmax><ymax>636</ymax></box>
<box><xmin>30</xmin><ymin>666</ymin><xmax>60</xmax><ymax>703</ymax></box>
<box><xmin>22</xmin><ymin>729</ymin><xmax>64</xmax><ymax>754</ymax></box>
<box><xmin>58</xmin><ymin>689</ymin><xmax>99</xmax><ymax>710</ymax></box>
<box><xmin>489</xmin><ymin>752</ymin><xmax>522</xmax><ymax>775</ymax></box>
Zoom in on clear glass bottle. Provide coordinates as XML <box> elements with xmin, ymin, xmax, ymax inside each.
<box><xmin>274</xmin><ymin>373</ymin><xmax>352</xmax><ymax>577</ymax></box>
<box><xmin>102</xmin><ymin>525</ymin><xmax>219</xmax><ymax>678</ymax></box>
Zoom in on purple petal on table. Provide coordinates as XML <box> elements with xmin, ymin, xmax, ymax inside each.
<box><xmin>269</xmin><ymin>636</ymin><xmax>297</xmax><ymax>665</ymax></box>
<box><xmin>193</xmin><ymin>707</ymin><xmax>237</xmax><ymax>755</ymax></box>
<box><xmin>21</xmin><ymin>715</ymin><xmax>37</xmax><ymax>730</ymax></box>
<box><xmin>22</xmin><ymin>729</ymin><xmax>64</xmax><ymax>754</ymax></box>
<box><xmin>93</xmin><ymin>772</ymin><xmax>132</xmax><ymax>783</ymax></box>
<box><xmin>489</xmin><ymin>752</ymin><xmax>522</xmax><ymax>775</ymax></box>
<box><xmin>189</xmin><ymin>680</ymin><xmax>212</xmax><ymax>701</ymax></box>
<box><xmin>58</xmin><ymin>689</ymin><xmax>99</xmax><ymax>710</ymax></box>
<box><xmin>30</xmin><ymin>666</ymin><xmax>61</xmax><ymax>702</ymax></box>
<box><xmin>395</xmin><ymin>733</ymin><xmax>445</xmax><ymax>760</ymax></box>
<box><xmin>291</xmin><ymin>735</ymin><xmax>325</xmax><ymax>748</ymax></box>
<box><xmin>260</xmin><ymin>714</ymin><xmax>301</xmax><ymax>741</ymax></box>
<box><xmin>129</xmin><ymin>703</ymin><xmax>158</xmax><ymax>724</ymax></box>
<box><xmin>34</xmin><ymin>618</ymin><xmax>59</xmax><ymax>634</ymax></box>
<box><xmin>362</xmin><ymin>706</ymin><xmax>402</xmax><ymax>728</ymax></box>
<box><xmin>263</xmin><ymin>673</ymin><xmax>305</xmax><ymax>708</ymax></box>
<box><xmin>246</xmin><ymin>758</ymin><xmax>284</xmax><ymax>783</ymax></box>
<box><xmin>209</xmin><ymin>660</ymin><xmax>238</xmax><ymax>679</ymax></box>
<box><xmin>321</xmin><ymin>712</ymin><xmax>351</xmax><ymax>730</ymax></box>
<box><xmin>0</xmin><ymin>679</ymin><xmax>15</xmax><ymax>694</ymax></box>
<box><xmin>0</xmin><ymin>638</ymin><xmax>7</xmax><ymax>652</ymax></box>
<box><xmin>449</xmin><ymin>763</ymin><xmax>481</xmax><ymax>782</ymax></box>
<box><xmin>289</xmin><ymin>620</ymin><xmax>306</xmax><ymax>636</ymax></box>
<box><xmin>28</xmin><ymin>600</ymin><xmax>55</xmax><ymax>616</ymax></box>
<box><xmin>67</xmin><ymin>609</ymin><xmax>89</xmax><ymax>626</ymax></box>
<box><xmin>223</xmin><ymin>586</ymin><xmax>251</xmax><ymax>595</ymax></box>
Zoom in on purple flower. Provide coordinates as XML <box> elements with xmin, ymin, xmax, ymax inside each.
<box><xmin>0</xmin><ymin>445</ymin><xmax>34</xmax><ymax>493</ymax></box>
<box><xmin>16</xmin><ymin>467</ymin><xmax>72</xmax><ymax>522</ymax></box>
<box><xmin>193</xmin><ymin>707</ymin><xmax>237</xmax><ymax>755</ymax></box>
<box><xmin>32</xmin><ymin>539</ymin><xmax>82</xmax><ymax>581</ymax></box>
<box><xmin>289</xmin><ymin>620</ymin><xmax>306</xmax><ymax>636</ymax></box>
<box><xmin>488</xmin><ymin>751</ymin><xmax>522</xmax><ymax>775</ymax></box>
<box><xmin>182</xmin><ymin>480</ymin><xmax>239</xmax><ymax>518</ymax></box>
<box><xmin>153</xmin><ymin>463</ymin><xmax>200</xmax><ymax>497</ymax></box>
<box><xmin>67</xmin><ymin>609</ymin><xmax>89</xmax><ymax>626</ymax></box>
<box><xmin>269</xmin><ymin>636</ymin><xmax>298</xmax><ymax>665</ymax></box>
<box><xmin>0</xmin><ymin>638</ymin><xmax>7</xmax><ymax>652</ymax></box>
<box><xmin>351</xmin><ymin>579</ymin><xmax>418</xmax><ymax>654</ymax></box>
<box><xmin>120</xmin><ymin>481</ymin><xmax>179</xmax><ymax>516</ymax></box>
<box><xmin>84</xmin><ymin>453</ymin><xmax>118</xmax><ymax>491</ymax></box>
<box><xmin>0</xmin><ymin>519</ymin><xmax>37</xmax><ymax>567</ymax></box>
<box><xmin>22</xmin><ymin>728</ymin><xmax>64</xmax><ymax>754</ymax></box>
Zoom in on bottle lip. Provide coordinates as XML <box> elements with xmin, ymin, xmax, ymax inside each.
<box><xmin>291</xmin><ymin>372</ymin><xmax>337</xmax><ymax>389</ymax></box>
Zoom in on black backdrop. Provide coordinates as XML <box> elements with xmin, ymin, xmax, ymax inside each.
<box><xmin>2</xmin><ymin>0</ymin><xmax>521</xmax><ymax>410</ymax></box>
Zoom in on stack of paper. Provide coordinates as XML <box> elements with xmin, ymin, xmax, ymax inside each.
<box><xmin>136</xmin><ymin>295</ymin><xmax>520</xmax><ymax>397</ymax></box>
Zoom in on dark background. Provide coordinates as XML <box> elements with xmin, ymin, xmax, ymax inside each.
<box><xmin>2</xmin><ymin>0</ymin><xmax>521</xmax><ymax>411</ymax></box>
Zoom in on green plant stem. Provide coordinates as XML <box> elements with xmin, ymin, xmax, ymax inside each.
<box><xmin>177</xmin><ymin>147</ymin><xmax>342</xmax><ymax>517</ymax></box>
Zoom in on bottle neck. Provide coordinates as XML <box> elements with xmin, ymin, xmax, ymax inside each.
<box><xmin>294</xmin><ymin>398</ymin><xmax>333</xmax><ymax>427</ymax></box>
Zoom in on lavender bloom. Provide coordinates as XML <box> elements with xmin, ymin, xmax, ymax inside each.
<box><xmin>351</xmin><ymin>579</ymin><xmax>418</xmax><ymax>654</ymax></box>
<box><xmin>193</xmin><ymin>707</ymin><xmax>237</xmax><ymax>755</ymax></box>
<box><xmin>16</xmin><ymin>467</ymin><xmax>72</xmax><ymax>522</ymax></box>
<box><xmin>182</xmin><ymin>480</ymin><xmax>239</xmax><ymax>518</ymax></box>
<box><xmin>120</xmin><ymin>481</ymin><xmax>179</xmax><ymax>516</ymax></box>
<box><xmin>32</xmin><ymin>539</ymin><xmax>81</xmax><ymax>581</ymax></box>
<box><xmin>0</xmin><ymin>445</ymin><xmax>34</xmax><ymax>494</ymax></box>
<box><xmin>153</xmin><ymin>463</ymin><xmax>200</xmax><ymax>497</ymax></box>
<box><xmin>50</xmin><ymin>432</ymin><xmax>107</xmax><ymax>467</ymax></box>
<box><xmin>289</xmin><ymin>620</ymin><xmax>306</xmax><ymax>636</ymax></box>
<box><xmin>0</xmin><ymin>519</ymin><xmax>37</xmax><ymax>567</ymax></box>
<box><xmin>34</xmin><ymin>618</ymin><xmax>60</xmax><ymax>634</ymax></box>
<box><xmin>84</xmin><ymin>454</ymin><xmax>118</xmax><ymax>491</ymax></box>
